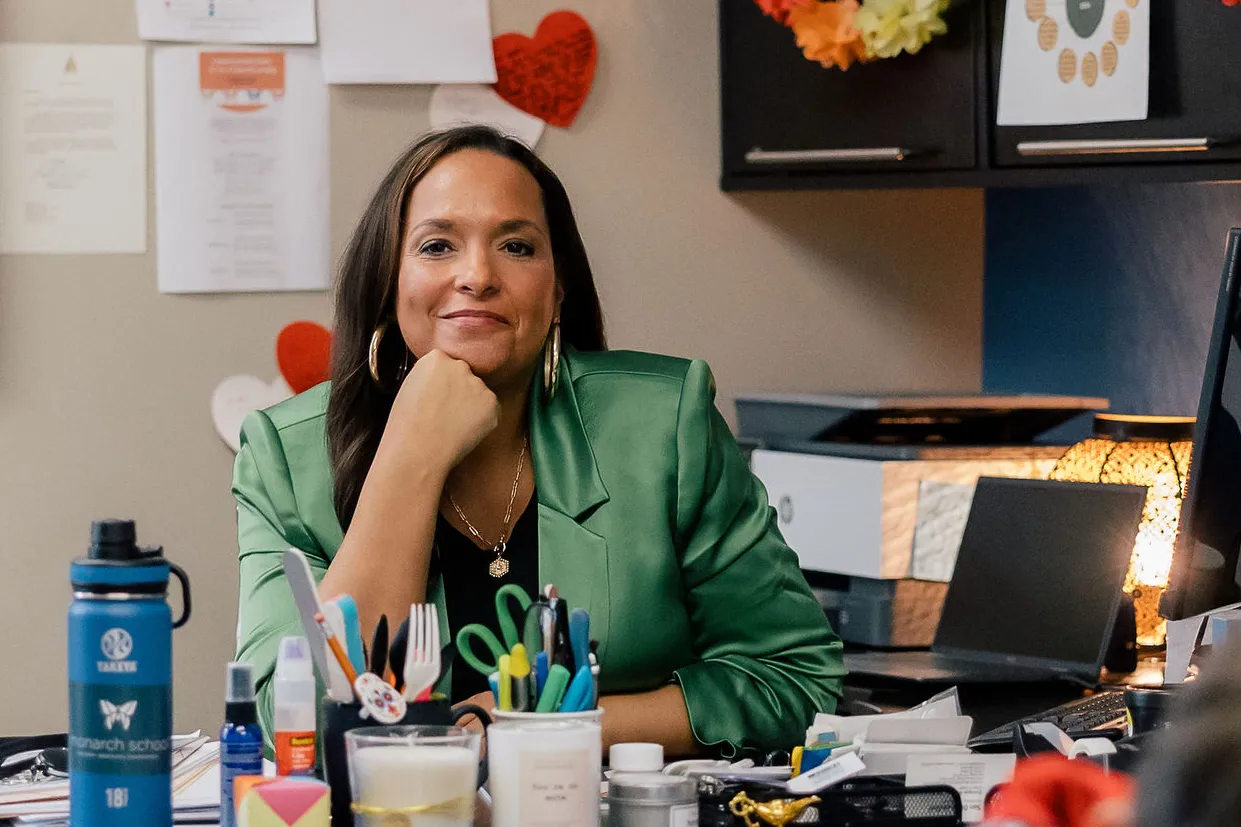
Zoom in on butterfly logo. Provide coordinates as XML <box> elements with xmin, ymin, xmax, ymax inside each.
<box><xmin>99</xmin><ymin>700</ymin><xmax>138</xmax><ymax>731</ymax></box>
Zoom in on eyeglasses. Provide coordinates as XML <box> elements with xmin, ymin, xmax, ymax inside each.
<box><xmin>0</xmin><ymin>736</ymin><xmax>69</xmax><ymax>785</ymax></box>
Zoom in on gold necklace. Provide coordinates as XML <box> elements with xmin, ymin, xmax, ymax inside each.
<box><xmin>447</xmin><ymin>436</ymin><xmax>528</xmax><ymax>578</ymax></box>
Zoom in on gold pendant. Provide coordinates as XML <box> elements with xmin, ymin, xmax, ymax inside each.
<box><xmin>489</xmin><ymin>556</ymin><xmax>510</xmax><ymax>578</ymax></box>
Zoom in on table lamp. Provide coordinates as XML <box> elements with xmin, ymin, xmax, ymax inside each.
<box><xmin>1049</xmin><ymin>414</ymin><xmax>1194</xmax><ymax>648</ymax></box>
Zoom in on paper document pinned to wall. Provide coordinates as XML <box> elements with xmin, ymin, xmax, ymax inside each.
<box><xmin>996</xmin><ymin>0</ymin><xmax>1149</xmax><ymax>126</ymax></box>
<box><xmin>0</xmin><ymin>44</ymin><xmax>147</xmax><ymax>255</ymax></box>
<box><xmin>136</xmin><ymin>0</ymin><xmax>317</xmax><ymax>45</ymax></box>
<box><xmin>319</xmin><ymin>0</ymin><xmax>497</xmax><ymax>84</ymax></box>
<box><xmin>153</xmin><ymin>47</ymin><xmax>331</xmax><ymax>293</ymax></box>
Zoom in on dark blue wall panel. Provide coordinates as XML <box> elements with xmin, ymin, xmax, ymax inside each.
<box><xmin>984</xmin><ymin>183</ymin><xmax>1241</xmax><ymax>439</ymax></box>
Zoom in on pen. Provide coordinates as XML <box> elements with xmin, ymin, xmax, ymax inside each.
<box><xmin>498</xmin><ymin>654</ymin><xmax>513</xmax><ymax>713</ymax></box>
<box><xmin>510</xmin><ymin>644</ymin><xmax>531</xmax><ymax>712</ymax></box>
<box><xmin>488</xmin><ymin>672</ymin><xmax>500</xmax><ymax>706</ymax></box>
<box><xmin>314</xmin><ymin>612</ymin><xmax>359</xmax><ymax>689</ymax></box>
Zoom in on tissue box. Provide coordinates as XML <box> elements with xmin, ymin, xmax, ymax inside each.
<box><xmin>238</xmin><ymin>778</ymin><xmax>330</xmax><ymax>827</ymax></box>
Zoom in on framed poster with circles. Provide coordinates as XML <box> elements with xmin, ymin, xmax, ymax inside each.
<box><xmin>996</xmin><ymin>0</ymin><xmax>1150</xmax><ymax>126</ymax></box>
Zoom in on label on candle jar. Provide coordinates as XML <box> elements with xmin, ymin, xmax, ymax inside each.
<box><xmin>518</xmin><ymin>749</ymin><xmax>592</xmax><ymax>826</ymax></box>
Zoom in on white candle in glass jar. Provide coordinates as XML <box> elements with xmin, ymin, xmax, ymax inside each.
<box><xmin>350</xmin><ymin>744</ymin><xmax>476</xmax><ymax>826</ymax></box>
<box><xmin>487</xmin><ymin>720</ymin><xmax>602</xmax><ymax>827</ymax></box>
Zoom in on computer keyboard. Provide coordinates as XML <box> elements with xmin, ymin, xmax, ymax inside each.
<box><xmin>968</xmin><ymin>691</ymin><xmax>1129</xmax><ymax>751</ymax></box>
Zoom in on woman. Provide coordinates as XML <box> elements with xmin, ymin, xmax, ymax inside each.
<box><xmin>233</xmin><ymin>125</ymin><xmax>844</xmax><ymax>758</ymax></box>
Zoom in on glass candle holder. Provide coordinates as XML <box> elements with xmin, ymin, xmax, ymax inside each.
<box><xmin>345</xmin><ymin>725</ymin><xmax>481</xmax><ymax>827</ymax></box>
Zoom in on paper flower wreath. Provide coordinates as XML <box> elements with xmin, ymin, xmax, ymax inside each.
<box><xmin>757</xmin><ymin>0</ymin><xmax>951</xmax><ymax>70</ymax></box>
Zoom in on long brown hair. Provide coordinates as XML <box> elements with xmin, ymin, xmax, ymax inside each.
<box><xmin>326</xmin><ymin>126</ymin><xmax>606</xmax><ymax>529</ymax></box>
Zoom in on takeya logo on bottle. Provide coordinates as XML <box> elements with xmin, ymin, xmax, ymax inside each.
<box><xmin>97</xmin><ymin>628</ymin><xmax>138</xmax><ymax>673</ymax></box>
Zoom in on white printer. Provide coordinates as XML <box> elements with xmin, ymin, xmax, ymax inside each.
<box><xmin>737</xmin><ymin>393</ymin><xmax>1107</xmax><ymax>647</ymax></box>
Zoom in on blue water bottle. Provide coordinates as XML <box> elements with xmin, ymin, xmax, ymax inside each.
<box><xmin>68</xmin><ymin>519</ymin><xmax>191</xmax><ymax>827</ymax></box>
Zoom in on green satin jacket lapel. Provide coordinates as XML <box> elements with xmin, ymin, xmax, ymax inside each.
<box><xmin>529</xmin><ymin>352</ymin><xmax>612</xmax><ymax>661</ymax></box>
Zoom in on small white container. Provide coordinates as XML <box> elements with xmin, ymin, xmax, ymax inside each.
<box><xmin>609</xmin><ymin>743</ymin><xmax>664</xmax><ymax>775</ymax></box>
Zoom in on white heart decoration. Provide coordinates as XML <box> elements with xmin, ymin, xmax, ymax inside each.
<box><xmin>429</xmin><ymin>83</ymin><xmax>546</xmax><ymax>148</ymax></box>
<box><xmin>211</xmin><ymin>375</ymin><xmax>293</xmax><ymax>453</ymax></box>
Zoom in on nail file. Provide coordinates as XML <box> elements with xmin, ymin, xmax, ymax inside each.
<box><xmin>282</xmin><ymin>549</ymin><xmax>352</xmax><ymax>701</ymax></box>
<box><xmin>328</xmin><ymin>595</ymin><xmax>366</xmax><ymax>675</ymax></box>
<box><xmin>558</xmin><ymin>666</ymin><xmax>594</xmax><ymax>713</ymax></box>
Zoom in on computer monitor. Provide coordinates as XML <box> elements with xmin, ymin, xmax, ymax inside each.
<box><xmin>1162</xmin><ymin>228</ymin><xmax>1241</xmax><ymax>620</ymax></box>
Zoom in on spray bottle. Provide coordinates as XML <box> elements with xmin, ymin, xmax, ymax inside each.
<box><xmin>219</xmin><ymin>662</ymin><xmax>263</xmax><ymax>827</ymax></box>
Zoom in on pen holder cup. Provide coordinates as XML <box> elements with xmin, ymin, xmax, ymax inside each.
<box><xmin>322</xmin><ymin>698</ymin><xmax>491</xmax><ymax>827</ymax></box>
<box><xmin>491</xmin><ymin>708</ymin><xmax>604</xmax><ymax>725</ymax></box>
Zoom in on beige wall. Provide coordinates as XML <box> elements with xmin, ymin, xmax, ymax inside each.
<box><xmin>0</xmin><ymin>0</ymin><xmax>984</xmax><ymax>735</ymax></box>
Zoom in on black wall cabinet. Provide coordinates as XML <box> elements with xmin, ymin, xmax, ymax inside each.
<box><xmin>721</xmin><ymin>0</ymin><xmax>1241</xmax><ymax>189</ymax></box>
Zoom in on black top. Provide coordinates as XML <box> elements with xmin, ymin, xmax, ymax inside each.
<box><xmin>436</xmin><ymin>497</ymin><xmax>539</xmax><ymax>702</ymax></box>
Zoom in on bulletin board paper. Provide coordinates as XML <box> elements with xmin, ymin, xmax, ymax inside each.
<box><xmin>0</xmin><ymin>44</ymin><xmax>148</xmax><ymax>255</ymax></box>
<box><xmin>153</xmin><ymin>47</ymin><xmax>331</xmax><ymax>293</ymax></box>
<box><xmin>136</xmin><ymin>0</ymin><xmax>317</xmax><ymax>45</ymax></box>
<box><xmin>996</xmin><ymin>0</ymin><xmax>1149</xmax><ymax>126</ymax></box>
<box><xmin>318</xmin><ymin>0</ymin><xmax>497</xmax><ymax>84</ymax></box>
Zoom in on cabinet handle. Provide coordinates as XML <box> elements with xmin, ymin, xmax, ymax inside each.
<box><xmin>745</xmin><ymin>146</ymin><xmax>911</xmax><ymax>164</ymax></box>
<box><xmin>1016</xmin><ymin>138</ymin><xmax>1212</xmax><ymax>157</ymax></box>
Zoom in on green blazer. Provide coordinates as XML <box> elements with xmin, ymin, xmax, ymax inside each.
<box><xmin>233</xmin><ymin>349</ymin><xmax>845</xmax><ymax>756</ymax></box>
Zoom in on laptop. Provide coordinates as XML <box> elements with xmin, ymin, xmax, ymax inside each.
<box><xmin>843</xmin><ymin>477</ymin><xmax>1147</xmax><ymax>684</ymax></box>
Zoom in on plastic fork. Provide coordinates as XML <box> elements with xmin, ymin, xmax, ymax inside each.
<box><xmin>402</xmin><ymin>603</ymin><xmax>440</xmax><ymax>702</ymax></box>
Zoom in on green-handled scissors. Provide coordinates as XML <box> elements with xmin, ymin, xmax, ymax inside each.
<box><xmin>456</xmin><ymin>583</ymin><xmax>535</xmax><ymax>676</ymax></box>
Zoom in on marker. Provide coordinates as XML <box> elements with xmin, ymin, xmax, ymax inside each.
<box><xmin>559</xmin><ymin>666</ymin><xmax>593</xmax><ymax>713</ymax></box>
<box><xmin>536</xmin><ymin>664</ymin><xmax>570</xmax><ymax>713</ymax></box>
<box><xmin>569</xmin><ymin>609</ymin><xmax>590</xmax><ymax>676</ymax></box>
<box><xmin>326</xmin><ymin>595</ymin><xmax>366</xmax><ymax>675</ymax></box>
<box><xmin>510</xmin><ymin>645</ymin><xmax>531</xmax><ymax>712</ymax></box>
<box><xmin>535</xmin><ymin>651</ymin><xmax>549</xmax><ymax>697</ymax></box>
<box><xmin>498</xmin><ymin>654</ymin><xmax>512</xmax><ymax>712</ymax></box>
<box><xmin>488</xmin><ymin>672</ymin><xmax>500</xmax><ymax>707</ymax></box>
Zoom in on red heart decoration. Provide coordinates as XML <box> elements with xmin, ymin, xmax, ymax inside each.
<box><xmin>492</xmin><ymin>11</ymin><xmax>597</xmax><ymax>129</ymax></box>
<box><xmin>276</xmin><ymin>321</ymin><xmax>332</xmax><ymax>394</ymax></box>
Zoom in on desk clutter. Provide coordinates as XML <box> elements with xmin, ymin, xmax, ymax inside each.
<box><xmin>27</xmin><ymin>526</ymin><xmax>1181</xmax><ymax>826</ymax></box>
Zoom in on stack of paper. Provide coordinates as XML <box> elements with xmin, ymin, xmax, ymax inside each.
<box><xmin>0</xmin><ymin>734</ymin><xmax>220</xmax><ymax>825</ymax></box>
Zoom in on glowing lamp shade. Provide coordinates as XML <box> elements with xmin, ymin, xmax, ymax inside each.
<box><xmin>1049</xmin><ymin>414</ymin><xmax>1194</xmax><ymax>647</ymax></box>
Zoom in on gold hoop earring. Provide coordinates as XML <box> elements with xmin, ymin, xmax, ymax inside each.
<box><xmin>368</xmin><ymin>321</ymin><xmax>411</xmax><ymax>389</ymax></box>
<box><xmin>543</xmin><ymin>320</ymin><xmax>561</xmax><ymax>400</ymax></box>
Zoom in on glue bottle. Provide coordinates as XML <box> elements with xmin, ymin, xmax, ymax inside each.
<box><xmin>220</xmin><ymin>662</ymin><xmax>263</xmax><ymax>827</ymax></box>
<box><xmin>273</xmin><ymin>636</ymin><xmax>317</xmax><ymax>776</ymax></box>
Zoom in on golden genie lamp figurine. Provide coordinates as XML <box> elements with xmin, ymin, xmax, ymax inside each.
<box><xmin>729</xmin><ymin>791</ymin><xmax>821</xmax><ymax>826</ymax></box>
